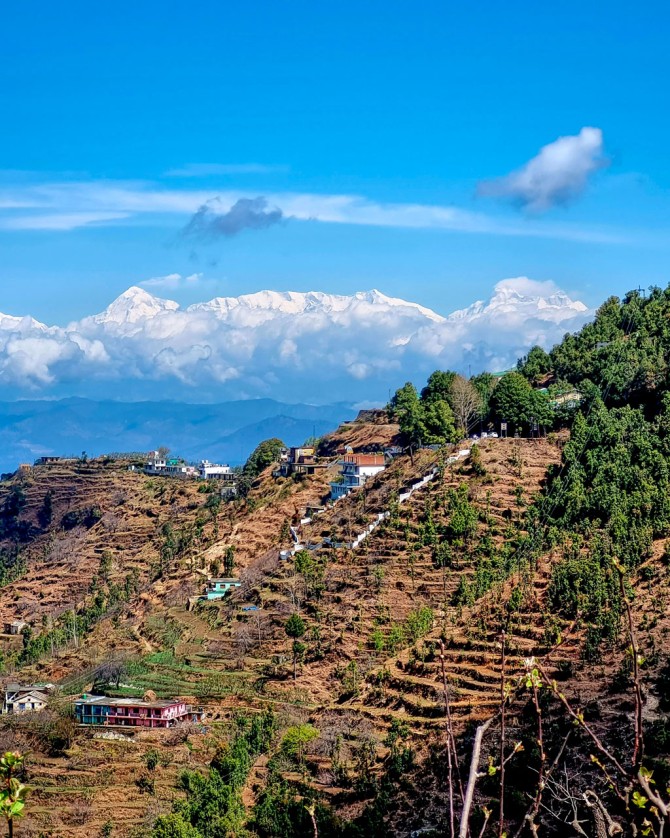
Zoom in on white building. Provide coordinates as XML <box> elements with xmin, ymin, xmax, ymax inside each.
<box><xmin>144</xmin><ymin>452</ymin><xmax>168</xmax><ymax>475</ymax></box>
<box><xmin>144</xmin><ymin>454</ymin><xmax>201</xmax><ymax>479</ymax></box>
<box><xmin>144</xmin><ymin>454</ymin><xmax>237</xmax><ymax>486</ymax></box>
<box><xmin>3</xmin><ymin>683</ymin><xmax>55</xmax><ymax>715</ymax></box>
<box><xmin>330</xmin><ymin>454</ymin><xmax>386</xmax><ymax>500</ymax></box>
<box><xmin>198</xmin><ymin>460</ymin><xmax>233</xmax><ymax>479</ymax></box>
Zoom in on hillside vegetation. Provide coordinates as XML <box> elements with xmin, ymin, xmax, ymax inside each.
<box><xmin>2</xmin><ymin>288</ymin><xmax>670</xmax><ymax>837</ymax></box>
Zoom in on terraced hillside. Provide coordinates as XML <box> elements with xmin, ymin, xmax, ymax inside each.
<box><xmin>2</xmin><ymin>416</ymin><xmax>670</xmax><ymax>837</ymax></box>
<box><xmin>0</xmin><ymin>439</ymin><xmax>566</xmax><ymax>829</ymax></box>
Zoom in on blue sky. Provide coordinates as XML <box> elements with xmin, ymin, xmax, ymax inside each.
<box><xmin>1</xmin><ymin>0</ymin><xmax>669</xmax><ymax>323</ymax></box>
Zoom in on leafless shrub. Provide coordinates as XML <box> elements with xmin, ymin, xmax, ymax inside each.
<box><xmin>164</xmin><ymin>581</ymin><xmax>197</xmax><ymax>606</ymax></box>
<box><xmin>101</xmin><ymin>511</ymin><xmax>121</xmax><ymax>532</ymax></box>
<box><xmin>66</xmin><ymin>798</ymin><xmax>93</xmax><ymax>826</ymax></box>
<box><xmin>233</xmin><ymin>623</ymin><xmax>257</xmax><ymax>664</ymax></box>
<box><xmin>164</xmin><ymin>722</ymin><xmax>198</xmax><ymax>747</ymax></box>
<box><xmin>45</xmin><ymin>530</ymin><xmax>85</xmax><ymax>565</ymax></box>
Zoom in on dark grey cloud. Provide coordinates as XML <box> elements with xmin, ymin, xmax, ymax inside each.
<box><xmin>181</xmin><ymin>197</ymin><xmax>285</xmax><ymax>241</ymax></box>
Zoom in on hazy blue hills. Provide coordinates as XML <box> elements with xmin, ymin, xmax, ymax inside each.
<box><xmin>0</xmin><ymin>398</ymin><xmax>357</xmax><ymax>473</ymax></box>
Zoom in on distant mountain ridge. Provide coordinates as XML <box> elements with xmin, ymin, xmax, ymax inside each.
<box><xmin>0</xmin><ymin>397</ymin><xmax>356</xmax><ymax>474</ymax></box>
<box><xmin>447</xmin><ymin>282</ymin><xmax>588</xmax><ymax>323</ymax></box>
<box><xmin>0</xmin><ymin>279</ymin><xmax>592</xmax><ymax>402</ymax></box>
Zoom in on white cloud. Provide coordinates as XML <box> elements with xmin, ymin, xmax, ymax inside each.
<box><xmin>0</xmin><ymin>176</ymin><xmax>624</xmax><ymax>243</ymax></box>
<box><xmin>0</xmin><ymin>211</ymin><xmax>130</xmax><ymax>230</ymax></box>
<box><xmin>492</xmin><ymin>277</ymin><xmax>561</xmax><ymax>297</ymax></box>
<box><xmin>0</xmin><ymin>282</ymin><xmax>592</xmax><ymax>401</ymax></box>
<box><xmin>139</xmin><ymin>273</ymin><xmax>203</xmax><ymax>289</ymax></box>
<box><xmin>478</xmin><ymin>127</ymin><xmax>608</xmax><ymax>212</ymax></box>
<box><xmin>165</xmin><ymin>163</ymin><xmax>289</xmax><ymax>177</ymax></box>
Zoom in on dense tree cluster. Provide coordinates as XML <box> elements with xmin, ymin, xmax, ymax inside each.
<box><xmin>152</xmin><ymin>711</ymin><xmax>277</xmax><ymax>838</ymax></box>
<box><xmin>387</xmin><ymin>374</ymin><xmax>470</xmax><ymax>451</ymax></box>
<box><xmin>388</xmin><ymin>365</ymin><xmax>555</xmax><ymax>445</ymax></box>
<box><xmin>244</xmin><ymin>438</ymin><xmax>285</xmax><ymax>480</ymax></box>
<box><xmin>236</xmin><ymin>437</ymin><xmax>286</xmax><ymax>496</ymax></box>
<box><xmin>489</xmin><ymin>371</ymin><xmax>553</xmax><ymax>433</ymax></box>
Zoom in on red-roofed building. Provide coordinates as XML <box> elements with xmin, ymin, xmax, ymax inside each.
<box><xmin>330</xmin><ymin>453</ymin><xmax>386</xmax><ymax>500</ymax></box>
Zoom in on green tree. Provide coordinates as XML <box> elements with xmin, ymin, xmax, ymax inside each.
<box><xmin>280</xmin><ymin>724</ymin><xmax>319</xmax><ymax>768</ymax></box>
<box><xmin>422</xmin><ymin>399</ymin><xmax>457</xmax><ymax>445</ymax></box>
<box><xmin>490</xmin><ymin>371</ymin><xmax>552</xmax><ymax>433</ymax></box>
<box><xmin>294</xmin><ymin>550</ymin><xmax>313</xmax><ymax>577</ymax></box>
<box><xmin>145</xmin><ymin>749</ymin><xmax>160</xmax><ymax>771</ymax></box>
<box><xmin>153</xmin><ymin>712</ymin><xmax>275</xmax><ymax>838</ymax></box>
<box><xmin>0</xmin><ymin>752</ymin><xmax>29</xmax><ymax>838</ymax></box>
<box><xmin>99</xmin><ymin>550</ymin><xmax>113</xmax><ymax>582</ymax></box>
<box><xmin>152</xmin><ymin>813</ymin><xmax>202</xmax><ymax>838</ymax></box>
<box><xmin>285</xmin><ymin>613</ymin><xmax>306</xmax><ymax>680</ymax></box>
<box><xmin>243</xmin><ymin>438</ymin><xmax>285</xmax><ymax>480</ymax></box>
<box><xmin>405</xmin><ymin>606</ymin><xmax>434</xmax><ymax>642</ymax></box>
<box><xmin>389</xmin><ymin>382</ymin><xmax>425</xmax><ymax>455</ymax></box>
<box><xmin>420</xmin><ymin>369</ymin><xmax>457</xmax><ymax>403</ymax></box>
<box><xmin>471</xmin><ymin>371</ymin><xmax>498</xmax><ymax>420</ymax></box>
<box><xmin>204</xmin><ymin>494</ymin><xmax>221</xmax><ymax>517</ymax></box>
<box><xmin>37</xmin><ymin>490</ymin><xmax>53</xmax><ymax>529</ymax></box>
<box><xmin>446</xmin><ymin>484</ymin><xmax>478</xmax><ymax>543</ymax></box>
<box><xmin>294</xmin><ymin>550</ymin><xmax>324</xmax><ymax>602</ymax></box>
<box><xmin>517</xmin><ymin>345</ymin><xmax>552</xmax><ymax>382</ymax></box>
<box><xmin>490</xmin><ymin>371</ymin><xmax>533</xmax><ymax>431</ymax></box>
<box><xmin>223</xmin><ymin>546</ymin><xmax>235</xmax><ymax>577</ymax></box>
<box><xmin>3</xmin><ymin>488</ymin><xmax>26</xmax><ymax>521</ymax></box>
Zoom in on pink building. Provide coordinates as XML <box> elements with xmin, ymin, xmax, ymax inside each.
<box><xmin>74</xmin><ymin>695</ymin><xmax>201</xmax><ymax>728</ymax></box>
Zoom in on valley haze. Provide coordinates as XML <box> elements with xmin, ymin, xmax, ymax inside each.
<box><xmin>0</xmin><ymin>397</ymin><xmax>355</xmax><ymax>474</ymax></box>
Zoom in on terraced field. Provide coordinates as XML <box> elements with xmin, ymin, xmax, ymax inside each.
<box><xmin>3</xmin><ymin>428</ymin><xmax>666</xmax><ymax>836</ymax></box>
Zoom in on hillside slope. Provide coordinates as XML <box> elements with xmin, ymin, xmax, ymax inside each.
<box><xmin>2</xmin><ymin>368</ymin><xmax>670</xmax><ymax>837</ymax></box>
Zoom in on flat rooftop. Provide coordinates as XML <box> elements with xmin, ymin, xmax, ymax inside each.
<box><xmin>75</xmin><ymin>695</ymin><xmax>184</xmax><ymax>709</ymax></box>
<box><xmin>5</xmin><ymin>683</ymin><xmax>54</xmax><ymax>692</ymax></box>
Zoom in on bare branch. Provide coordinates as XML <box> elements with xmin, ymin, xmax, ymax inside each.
<box><xmin>459</xmin><ymin>717</ymin><xmax>494</xmax><ymax>838</ymax></box>
<box><xmin>498</xmin><ymin>631</ymin><xmax>506</xmax><ymax>838</ymax></box>
<box><xmin>618</xmin><ymin>568</ymin><xmax>644</xmax><ymax>769</ymax></box>
<box><xmin>535</xmin><ymin>662</ymin><xmax>628</xmax><ymax>782</ymax></box>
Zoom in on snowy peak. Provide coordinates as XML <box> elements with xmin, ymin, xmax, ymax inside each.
<box><xmin>188</xmin><ymin>288</ymin><xmax>445</xmax><ymax>322</ymax></box>
<box><xmin>0</xmin><ymin>312</ymin><xmax>48</xmax><ymax>332</ymax></box>
<box><xmin>352</xmin><ymin>290</ymin><xmax>445</xmax><ymax>322</ymax></box>
<box><xmin>188</xmin><ymin>290</ymin><xmax>323</xmax><ymax>317</ymax></box>
<box><xmin>72</xmin><ymin>281</ymin><xmax>586</xmax><ymax>335</ymax></box>
<box><xmin>91</xmin><ymin>286</ymin><xmax>181</xmax><ymax>328</ymax></box>
<box><xmin>447</xmin><ymin>277</ymin><xmax>589</xmax><ymax>325</ymax></box>
<box><xmin>0</xmin><ymin>278</ymin><xmax>593</xmax><ymax>400</ymax></box>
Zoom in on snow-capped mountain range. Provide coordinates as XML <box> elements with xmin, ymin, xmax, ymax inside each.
<box><xmin>0</xmin><ymin>278</ymin><xmax>591</xmax><ymax>401</ymax></box>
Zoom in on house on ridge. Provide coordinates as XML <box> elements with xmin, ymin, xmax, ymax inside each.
<box><xmin>276</xmin><ymin>446</ymin><xmax>326</xmax><ymax>477</ymax></box>
<box><xmin>330</xmin><ymin>453</ymin><xmax>386</xmax><ymax>501</ymax></box>
<box><xmin>3</xmin><ymin>683</ymin><xmax>55</xmax><ymax>715</ymax></box>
